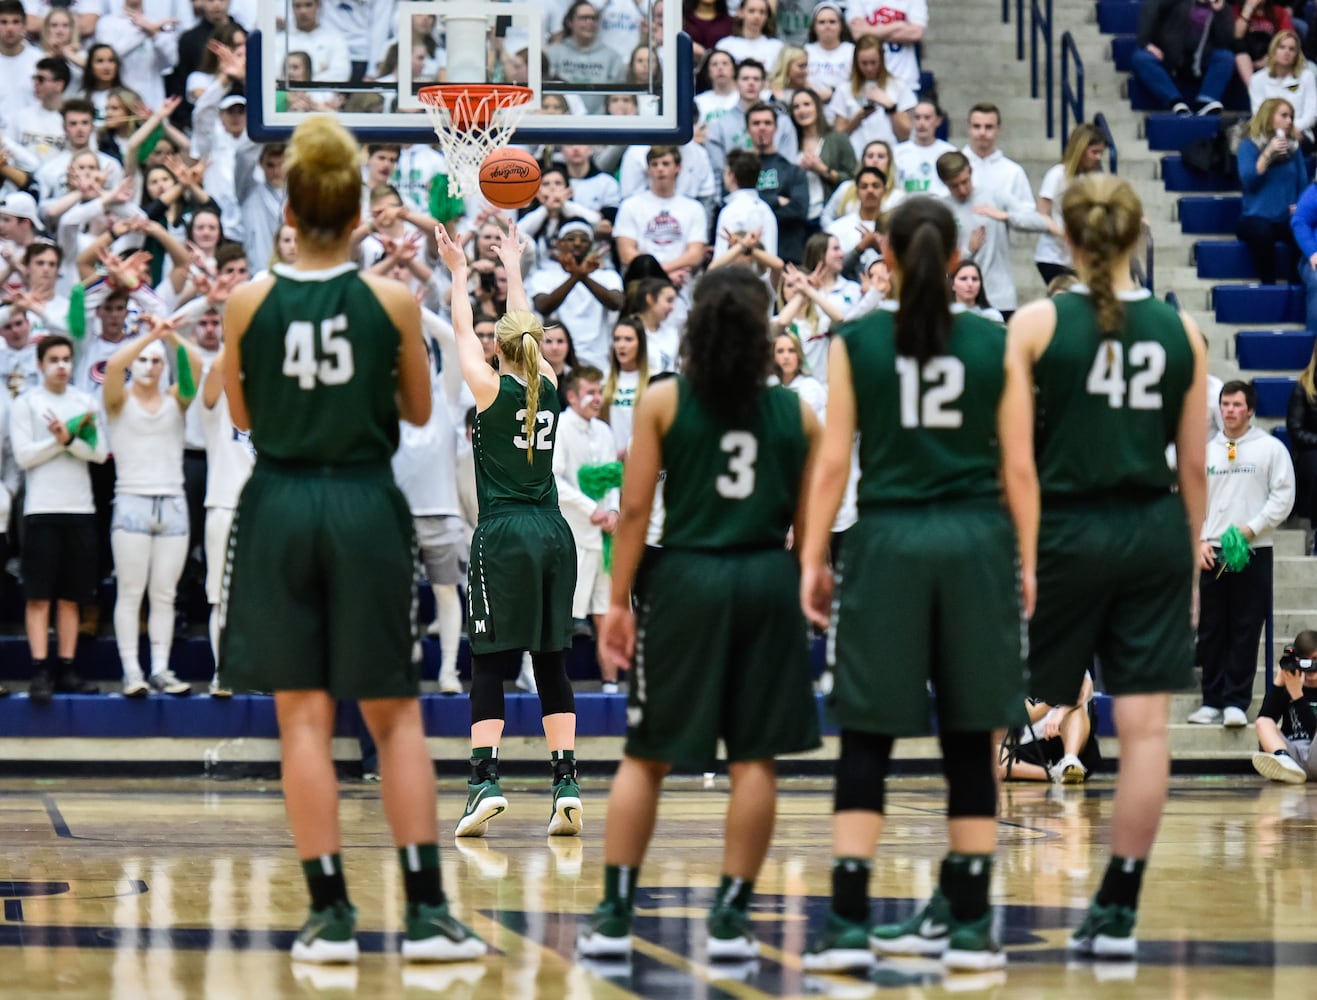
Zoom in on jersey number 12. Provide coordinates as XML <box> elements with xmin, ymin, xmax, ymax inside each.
<box><xmin>896</xmin><ymin>357</ymin><xmax>965</xmax><ymax>428</ymax></box>
<box><xmin>283</xmin><ymin>316</ymin><xmax>355</xmax><ymax>389</ymax></box>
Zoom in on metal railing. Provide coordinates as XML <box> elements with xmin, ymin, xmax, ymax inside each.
<box><xmin>1031</xmin><ymin>0</ymin><xmax>1055</xmax><ymax>139</ymax></box>
<box><xmin>1061</xmin><ymin>31</ymin><xmax>1083</xmax><ymax>151</ymax></box>
<box><xmin>1094</xmin><ymin>111</ymin><xmax>1118</xmax><ymax>174</ymax></box>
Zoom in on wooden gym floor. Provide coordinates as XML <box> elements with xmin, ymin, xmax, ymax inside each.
<box><xmin>0</xmin><ymin>774</ymin><xmax>1311</xmax><ymax>998</ymax></box>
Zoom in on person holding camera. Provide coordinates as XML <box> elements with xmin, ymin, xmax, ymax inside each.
<box><xmin>1238</xmin><ymin>98</ymin><xmax>1308</xmax><ymax>284</ymax></box>
<box><xmin>1252</xmin><ymin>630</ymin><xmax>1317</xmax><ymax>783</ymax></box>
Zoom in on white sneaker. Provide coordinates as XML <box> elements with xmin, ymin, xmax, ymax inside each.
<box><xmin>1222</xmin><ymin>707</ymin><xmax>1248</xmax><ymax>728</ymax></box>
<box><xmin>1186</xmin><ymin>705</ymin><xmax>1223</xmax><ymax>725</ymax></box>
<box><xmin>437</xmin><ymin>668</ymin><xmax>463</xmax><ymax>695</ymax></box>
<box><xmin>122</xmin><ymin>677</ymin><xmax>149</xmax><ymax>698</ymax></box>
<box><xmin>601</xmin><ymin>681</ymin><xmax>620</xmax><ymax>694</ymax></box>
<box><xmin>1252</xmin><ymin>751</ymin><xmax>1307</xmax><ymax>784</ymax></box>
<box><xmin>1049</xmin><ymin>753</ymin><xmax>1088</xmax><ymax>784</ymax></box>
<box><xmin>149</xmin><ymin>669</ymin><xmax>192</xmax><ymax>696</ymax></box>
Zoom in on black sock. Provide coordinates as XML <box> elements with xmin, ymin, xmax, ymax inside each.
<box><xmin>398</xmin><ymin>844</ymin><xmax>445</xmax><ymax>908</ymax></box>
<box><xmin>1275</xmin><ymin>749</ymin><xmax>1292</xmax><ymax>758</ymax></box>
<box><xmin>302</xmin><ymin>854</ymin><xmax>349</xmax><ymax>911</ymax></box>
<box><xmin>939</xmin><ymin>853</ymin><xmax>992</xmax><ymax>923</ymax></box>
<box><xmin>831</xmin><ymin>857</ymin><xmax>870</xmax><ymax>924</ymax></box>
<box><xmin>1096</xmin><ymin>856</ymin><xmax>1145</xmax><ymax>909</ymax></box>
<box><xmin>603</xmin><ymin>864</ymin><xmax>639</xmax><ymax>913</ymax></box>
<box><xmin>31</xmin><ymin>658</ymin><xmax>49</xmax><ymax>675</ymax></box>
<box><xmin>57</xmin><ymin>657</ymin><xmax>74</xmax><ymax>674</ymax></box>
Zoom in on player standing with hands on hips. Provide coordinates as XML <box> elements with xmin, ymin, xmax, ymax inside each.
<box><xmin>219</xmin><ymin>115</ymin><xmax>486</xmax><ymax>965</ymax></box>
<box><xmin>434</xmin><ymin>221</ymin><xmax>583</xmax><ymax>841</ymax></box>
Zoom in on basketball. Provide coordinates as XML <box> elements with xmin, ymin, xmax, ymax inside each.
<box><xmin>478</xmin><ymin>148</ymin><xmax>542</xmax><ymax>210</ymax></box>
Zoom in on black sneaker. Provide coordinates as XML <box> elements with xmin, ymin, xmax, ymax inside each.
<box><xmin>54</xmin><ymin>669</ymin><xmax>98</xmax><ymax>694</ymax></box>
<box><xmin>29</xmin><ymin>667</ymin><xmax>55</xmax><ymax>706</ymax></box>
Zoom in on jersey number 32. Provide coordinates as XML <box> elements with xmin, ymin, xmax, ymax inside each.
<box><xmin>282</xmin><ymin>316</ymin><xmax>355</xmax><ymax>389</ymax></box>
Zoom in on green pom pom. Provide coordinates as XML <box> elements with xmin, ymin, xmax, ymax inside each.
<box><xmin>1219</xmin><ymin>525</ymin><xmax>1252</xmax><ymax>573</ymax></box>
<box><xmin>578</xmin><ymin>461</ymin><xmax>623</xmax><ymax>500</ymax></box>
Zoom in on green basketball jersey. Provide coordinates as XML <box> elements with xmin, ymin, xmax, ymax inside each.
<box><xmin>659</xmin><ymin>379</ymin><xmax>807</xmax><ymax>550</ymax></box>
<box><xmin>1035</xmin><ymin>289</ymin><xmax>1192</xmax><ymax>496</ymax></box>
<box><xmin>472</xmin><ymin>373</ymin><xmax>561</xmax><ymax>514</ymax></box>
<box><xmin>840</xmin><ymin>305</ymin><xmax>1005</xmax><ymax>505</ymax></box>
<box><xmin>241</xmin><ymin>264</ymin><xmax>400</xmax><ymax>463</ymax></box>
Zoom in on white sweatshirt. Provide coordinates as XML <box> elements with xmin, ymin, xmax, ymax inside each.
<box><xmin>1202</xmin><ymin>424</ymin><xmax>1296</xmax><ymax>548</ymax></box>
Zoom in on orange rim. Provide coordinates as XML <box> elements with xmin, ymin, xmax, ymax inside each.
<box><xmin>417</xmin><ymin>84</ymin><xmax>535</xmax><ymax>130</ymax></box>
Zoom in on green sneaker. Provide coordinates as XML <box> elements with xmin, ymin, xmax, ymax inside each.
<box><xmin>290</xmin><ymin>901</ymin><xmax>358</xmax><ymax>964</ymax></box>
<box><xmin>707</xmin><ymin>904</ymin><xmax>758</xmax><ymax>961</ymax></box>
<box><xmin>547</xmin><ymin>776</ymin><xmax>583</xmax><ymax>837</ymax></box>
<box><xmin>870</xmin><ymin>889</ymin><xmax>952</xmax><ymax>956</ymax></box>
<box><xmin>454</xmin><ymin>777</ymin><xmax>508</xmax><ymax>838</ymax></box>
<box><xmin>942</xmin><ymin>910</ymin><xmax>1005</xmax><ymax>972</ymax></box>
<box><xmin>577</xmin><ymin>900</ymin><xmax>633</xmax><ymax>958</ymax></box>
<box><xmin>401</xmin><ymin>901</ymin><xmax>488</xmax><ymax>962</ymax></box>
<box><xmin>801</xmin><ymin>911</ymin><xmax>874</xmax><ymax>972</ymax></box>
<box><xmin>1068</xmin><ymin>900</ymin><xmax>1137</xmax><ymax>958</ymax></box>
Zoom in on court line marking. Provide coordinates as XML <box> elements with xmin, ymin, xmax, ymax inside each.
<box><xmin>630</xmin><ymin>935</ymin><xmax>777</xmax><ymax>1000</ymax></box>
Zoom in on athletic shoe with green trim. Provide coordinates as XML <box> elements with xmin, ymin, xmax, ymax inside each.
<box><xmin>577</xmin><ymin>901</ymin><xmax>633</xmax><ymax>958</ymax></box>
<box><xmin>401</xmin><ymin>901</ymin><xmax>487</xmax><ymax>961</ymax></box>
<box><xmin>707</xmin><ymin>904</ymin><xmax>758</xmax><ymax>960</ymax></box>
<box><xmin>801</xmin><ymin>911</ymin><xmax>875</xmax><ymax>972</ymax></box>
<box><xmin>1068</xmin><ymin>900</ymin><xmax>1137</xmax><ymax>958</ymax></box>
<box><xmin>290</xmin><ymin>901</ymin><xmax>358</xmax><ymax>964</ymax></box>
<box><xmin>870</xmin><ymin>889</ymin><xmax>952</xmax><ymax>956</ymax></box>
<box><xmin>942</xmin><ymin>910</ymin><xmax>1005</xmax><ymax>971</ymax></box>
<box><xmin>454</xmin><ymin>777</ymin><xmax>508</xmax><ymax>838</ymax></box>
<box><xmin>547</xmin><ymin>776</ymin><xmax>582</xmax><ymax>837</ymax></box>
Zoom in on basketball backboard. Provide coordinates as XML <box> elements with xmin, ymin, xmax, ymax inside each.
<box><xmin>247</xmin><ymin>0</ymin><xmax>693</xmax><ymax>145</ymax></box>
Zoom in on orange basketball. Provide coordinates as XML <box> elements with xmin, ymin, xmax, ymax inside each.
<box><xmin>478</xmin><ymin>149</ymin><xmax>542</xmax><ymax>210</ymax></box>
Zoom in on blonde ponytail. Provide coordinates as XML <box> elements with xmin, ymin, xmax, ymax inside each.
<box><xmin>496</xmin><ymin>309</ymin><xmax>545</xmax><ymax>463</ymax></box>
<box><xmin>1061</xmin><ymin>174</ymin><xmax>1143</xmax><ymax>337</ymax></box>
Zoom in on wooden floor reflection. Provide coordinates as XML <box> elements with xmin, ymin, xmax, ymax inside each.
<box><xmin>0</xmin><ymin>775</ymin><xmax>1314</xmax><ymax>998</ymax></box>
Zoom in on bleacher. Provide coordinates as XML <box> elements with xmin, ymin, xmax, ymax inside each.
<box><xmin>1099</xmin><ymin>0</ymin><xmax>1309</xmax><ymax>434</ymax></box>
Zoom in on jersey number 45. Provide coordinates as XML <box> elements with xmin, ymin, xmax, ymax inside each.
<box><xmin>282</xmin><ymin>316</ymin><xmax>356</xmax><ymax>389</ymax></box>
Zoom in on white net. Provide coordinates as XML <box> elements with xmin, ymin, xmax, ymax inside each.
<box><xmin>420</xmin><ymin>88</ymin><xmax>535</xmax><ymax>200</ymax></box>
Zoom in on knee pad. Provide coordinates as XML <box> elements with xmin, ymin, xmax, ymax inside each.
<box><xmin>939</xmin><ymin>730</ymin><xmax>998</xmax><ymax>818</ymax></box>
<box><xmin>834</xmin><ymin>729</ymin><xmax>894</xmax><ymax>813</ymax></box>
<box><xmin>469</xmin><ymin>651</ymin><xmax>518</xmax><ymax>723</ymax></box>
<box><xmin>531</xmin><ymin>650</ymin><xmax>575</xmax><ymax>717</ymax></box>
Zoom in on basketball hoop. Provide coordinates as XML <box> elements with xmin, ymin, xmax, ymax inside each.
<box><xmin>418</xmin><ymin>84</ymin><xmax>535</xmax><ymax>200</ymax></box>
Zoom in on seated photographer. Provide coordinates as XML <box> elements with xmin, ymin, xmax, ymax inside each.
<box><xmin>998</xmin><ymin>671</ymin><xmax>1098</xmax><ymax>784</ymax></box>
<box><xmin>1252</xmin><ymin>630</ymin><xmax>1317</xmax><ymax>784</ymax></box>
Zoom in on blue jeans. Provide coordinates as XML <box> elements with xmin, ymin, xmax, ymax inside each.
<box><xmin>1301</xmin><ymin>257</ymin><xmax>1317</xmax><ymax>332</ymax></box>
<box><xmin>1130</xmin><ymin>47</ymin><xmax>1235</xmax><ymax>107</ymax></box>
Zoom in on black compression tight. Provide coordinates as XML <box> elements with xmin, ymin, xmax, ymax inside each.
<box><xmin>469</xmin><ymin>649</ymin><xmax>576</xmax><ymax>723</ymax></box>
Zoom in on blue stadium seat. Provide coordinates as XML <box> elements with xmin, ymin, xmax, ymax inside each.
<box><xmin>1236</xmin><ymin>330</ymin><xmax>1316</xmax><ymax>370</ymax></box>
<box><xmin>1213</xmin><ymin>284</ymin><xmax>1305</xmax><ymax>324</ymax></box>
<box><xmin>1254</xmin><ymin>376</ymin><xmax>1296</xmax><ymax>417</ymax></box>
<box><xmin>1180</xmin><ymin>196</ymin><xmax>1242</xmax><ymax>234</ymax></box>
<box><xmin>1196</xmin><ymin>240</ymin><xmax>1296</xmax><ymax>280</ymax></box>
<box><xmin>1162</xmin><ymin>154</ymin><xmax>1236</xmax><ymax>193</ymax></box>
<box><xmin>1111</xmin><ymin>34</ymin><xmax>1137</xmax><ymax>73</ymax></box>
<box><xmin>1274</xmin><ymin>425</ymin><xmax>1292</xmax><ymax>450</ymax></box>
<box><xmin>1146</xmin><ymin>115</ymin><xmax>1221</xmax><ymax>152</ymax></box>
<box><xmin>1096</xmin><ymin>1</ymin><xmax>1141</xmax><ymax>35</ymax></box>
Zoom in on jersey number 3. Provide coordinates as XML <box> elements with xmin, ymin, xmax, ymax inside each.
<box><xmin>283</xmin><ymin>316</ymin><xmax>355</xmax><ymax>389</ymax></box>
<box><xmin>717</xmin><ymin>431</ymin><xmax>758</xmax><ymax>499</ymax></box>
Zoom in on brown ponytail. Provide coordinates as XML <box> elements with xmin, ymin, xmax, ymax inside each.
<box><xmin>1061</xmin><ymin>174</ymin><xmax>1143</xmax><ymax>338</ymax></box>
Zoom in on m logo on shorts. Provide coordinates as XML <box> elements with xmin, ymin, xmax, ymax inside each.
<box><xmin>472</xmin><ymin>620</ymin><xmax>488</xmax><ymax>634</ymax></box>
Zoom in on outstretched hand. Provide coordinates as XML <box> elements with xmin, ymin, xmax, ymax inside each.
<box><xmin>434</xmin><ymin>225</ymin><xmax>468</xmax><ymax>273</ymax></box>
<box><xmin>493</xmin><ymin>221</ymin><xmax>531</xmax><ymax>271</ymax></box>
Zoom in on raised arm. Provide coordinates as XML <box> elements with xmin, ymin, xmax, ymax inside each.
<box><xmin>103</xmin><ymin>318</ymin><xmax>171</xmax><ymax>417</ymax></box>
<box><xmin>493</xmin><ymin>220</ymin><xmax>534</xmax><ymax>313</ymax></box>
<box><xmin>435</xmin><ymin>225</ymin><xmax>500</xmax><ymax>409</ymax></box>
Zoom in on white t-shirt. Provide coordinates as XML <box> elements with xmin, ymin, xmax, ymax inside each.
<box><xmin>695</xmin><ymin>89</ymin><xmax>740</xmax><ymax>130</ymax></box>
<box><xmin>619</xmin><ymin>142</ymin><xmax>717</xmax><ymax>201</ymax></box>
<box><xmin>526</xmin><ymin>262</ymin><xmax>624</xmax><ymax>372</ymax></box>
<box><xmin>606</xmin><ymin>368</ymin><xmax>642</xmax><ymax>454</ymax></box>
<box><xmin>827</xmin><ymin>77</ymin><xmax>916</xmax><ymax>158</ymax></box>
<box><xmin>596</xmin><ymin>0</ymin><xmax>650</xmax><ymax>63</ymax></box>
<box><xmin>614</xmin><ymin>190</ymin><xmax>709</xmax><ymax>265</ymax></box>
<box><xmin>392</xmin><ymin>384</ymin><xmax>461</xmax><ymax>517</ymax></box>
<box><xmin>0</xmin><ymin>46</ymin><xmax>43</xmax><ymax>117</ymax></box>
<box><xmin>806</xmin><ymin>41</ymin><xmax>855</xmax><ymax>100</ymax></box>
<box><xmin>843</xmin><ymin>0</ymin><xmax>928</xmax><ymax>89</ymax></box>
<box><xmin>1034</xmin><ymin>163</ymin><xmax>1071</xmax><ymax>267</ymax></box>
<box><xmin>714</xmin><ymin>188</ymin><xmax>780</xmax><ymax>259</ymax></box>
<box><xmin>716</xmin><ymin>35</ymin><xmax>785</xmax><ymax>71</ymax></box>
<box><xmin>645</xmin><ymin>320</ymin><xmax>680</xmax><ymax>375</ymax></box>
<box><xmin>109</xmin><ymin>393</ymin><xmax>186</xmax><ymax>496</ymax></box>
<box><xmin>894</xmin><ymin>138</ymin><xmax>955</xmax><ymax>197</ymax></box>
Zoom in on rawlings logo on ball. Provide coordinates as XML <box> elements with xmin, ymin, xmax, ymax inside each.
<box><xmin>488</xmin><ymin>163</ymin><xmax>534</xmax><ymax>181</ymax></box>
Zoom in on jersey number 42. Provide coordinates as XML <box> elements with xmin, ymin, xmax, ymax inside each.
<box><xmin>282</xmin><ymin>316</ymin><xmax>356</xmax><ymax>389</ymax></box>
<box><xmin>1085</xmin><ymin>341</ymin><xmax>1165</xmax><ymax>410</ymax></box>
